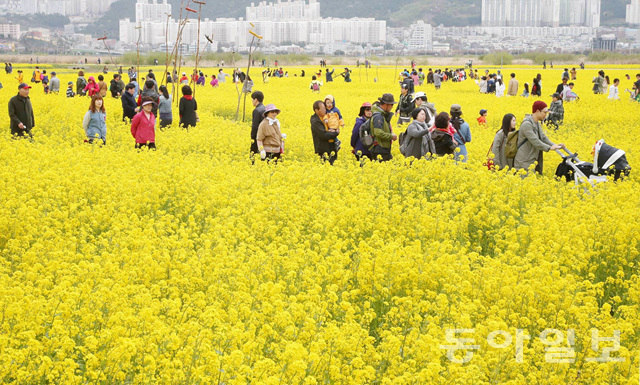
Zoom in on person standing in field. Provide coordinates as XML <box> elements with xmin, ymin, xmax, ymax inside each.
<box><xmin>310</xmin><ymin>100</ymin><xmax>340</xmax><ymax>165</ymax></box>
<box><xmin>256</xmin><ymin>104</ymin><xmax>284</xmax><ymax>162</ymax></box>
<box><xmin>250</xmin><ymin>91</ymin><xmax>265</xmax><ymax>158</ymax></box>
<box><xmin>178</xmin><ymin>85</ymin><xmax>198</xmax><ymax>129</ymax></box>
<box><xmin>370</xmin><ymin>93</ymin><xmax>398</xmax><ymax>162</ymax></box>
<box><xmin>507</xmin><ymin>73</ymin><xmax>518</xmax><ymax>96</ymax></box>
<box><xmin>450</xmin><ymin>104</ymin><xmax>471</xmax><ymax>162</ymax></box>
<box><xmin>608</xmin><ymin>78</ymin><xmax>620</xmax><ymax>100</ymax></box>
<box><xmin>401</xmin><ymin>107</ymin><xmax>436</xmax><ymax>159</ymax></box>
<box><xmin>592</xmin><ymin>70</ymin><xmax>606</xmax><ymax>94</ymax></box>
<box><xmin>121</xmin><ymin>83</ymin><xmax>138</xmax><ymax>122</ymax></box>
<box><xmin>513</xmin><ymin>101</ymin><xmax>565</xmax><ymax>174</ymax></box>
<box><xmin>84</xmin><ymin>76</ymin><xmax>100</xmax><ymax>97</ymax></box>
<box><xmin>8</xmin><ymin>83</ymin><xmax>35</xmax><ymax>138</ymax></box>
<box><xmin>158</xmin><ymin>85</ymin><xmax>173</xmax><ymax>129</ymax></box>
<box><xmin>351</xmin><ymin>102</ymin><xmax>373</xmax><ymax>161</ymax></box>
<box><xmin>97</xmin><ymin>74</ymin><xmax>108</xmax><ymax>98</ymax></box>
<box><xmin>131</xmin><ymin>97</ymin><xmax>157</xmax><ymax>149</ymax></box>
<box><xmin>491</xmin><ymin>113</ymin><xmax>517</xmax><ymax>170</ymax></box>
<box><xmin>49</xmin><ymin>72</ymin><xmax>60</xmax><ymax>94</ymax></box>
<box><xmin>82</xmin><ymin>95</ymin><xmax>107</xmax><ymax>145</ymax></box>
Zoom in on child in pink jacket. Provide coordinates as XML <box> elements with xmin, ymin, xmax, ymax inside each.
<box><xmin>83</xmin><ymin>76</ymin><xmax>100</xmax><ymax>97</ymax></box>
<box><xmin>131</xmin><ymin>97</ymin><xmax>156</xmax><ymax>149</ymax></box>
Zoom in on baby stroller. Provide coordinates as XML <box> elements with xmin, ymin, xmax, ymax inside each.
<box><xmin>555</xmin><ymin>140</ymin><xmax>631</xmax><ymax>184</ymax></box>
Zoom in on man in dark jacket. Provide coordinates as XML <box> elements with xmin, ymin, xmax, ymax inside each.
<box><xmin>310</xmin><ymin>100</ymin><xmax>340</xmax><ymax>165</ymax></box>
<box><xmin>8</xmin><ymin>83</ymin><xmax>35</xmax><ymax>138</ymax></box>
<box><xmin>250</xmin><ymin>91</ymin><xmax>265</xmax><ymax>158</ymax></box>
<box><xmin>121</xmin><ymin>83</ymin><xmax>138</xmax><ymax>122</ymax></box>
<box><xmin>395</xmin><ymin>83</ymin><xmax>413</xmax><ymax>126</ymax></box>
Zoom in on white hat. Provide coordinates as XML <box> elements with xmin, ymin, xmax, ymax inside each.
<box><xmin>413</xmin><ymin>91</ymin><xmax>427</xmax><ymax>102</ymax></box>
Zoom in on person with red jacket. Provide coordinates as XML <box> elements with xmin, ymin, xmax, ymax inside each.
<box><xmin>131</xmin><ymin>96</ymin><xmax>156</xmax><ymax>149</ymax></box>
<box><xmin>83</xmin><ymin>76</ymin><xmax>100</xmax><ymax>97</ymax></box>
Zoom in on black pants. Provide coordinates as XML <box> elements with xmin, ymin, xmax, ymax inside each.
<box><xmin>262</xmin><ymin>152</ymin><xmax>281</xmax><ymax>163</ymax></box>
<box><xmin>319</xmin><ymin>152</ymin><xmax>338</xmax><ymax>165</ymax></box>
<box><xmin>135</xmin><ymin>142</ymin><xmax>156</xmax><ymax>150</ymax></box>
<box><xmin>159</xmin><ymin>119</ymin><xmax>172</xmax><ymax>128</ymax></box>
<box><xmin>11</xmin><ymin>128</ymin><xmax>33</xmax><ymax>138</ymax></box>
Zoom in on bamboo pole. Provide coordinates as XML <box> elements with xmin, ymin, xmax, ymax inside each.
<box><xmin>161</xmin><ymin>12</ymin><xmax>171</xmax><ymax>85</ymax></box>
<box><xmin>235</xmin><ymin>26</ymin><xmax>262</xmax><ymax>121</ymax></box>
<box><xmin>193</xmin><ymin>1</ymin><xmax>206</xmax><ymax>96</ymax></box>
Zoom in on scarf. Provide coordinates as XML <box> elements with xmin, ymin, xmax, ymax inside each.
<box><xmin>266</xmin><ymin>117</ymin><xmax>280</xmax><ymax>130</ymax></box>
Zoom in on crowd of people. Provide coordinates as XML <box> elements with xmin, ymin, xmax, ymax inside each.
<box><xmin>6</xmin><ymin>61</ymin><xmax>638</xmax><ymax>177</ymax></box>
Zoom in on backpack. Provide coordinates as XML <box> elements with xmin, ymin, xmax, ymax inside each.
<box><xmin>504</xmin><ymin>130</ymin><xmax>520</xmax><ymax>159</ymax></box>
<box><xmin>358</xmin><ymin>116</ymin><xmax>374</xmax><ymax>148</ymax></box>
<box><xmin>398</xmin><ymin>129</ymin><xmax>409</xmax><ymax>156</ymax></box>
<box><xmin>402</xmin><ymin>77</ymin><xmax>414</xmax><ymax>93</ymax></box>
<box><xmin>505</xmin><ymin>128</ymin><xmax>530</xmax><ymax>159</ymax></box>
<box><xmin>312</xmin><ymin>82</ymin><xmax>319</xmax><ymax>91</ymax></box>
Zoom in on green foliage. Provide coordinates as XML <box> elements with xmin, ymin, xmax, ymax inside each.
<box><xmin>587</xmin><ymin>52</ymin><xmax>640</xmax><ymax>63</ymax></box>
<box><xmin>121</xmin><ymin>52</ymin><xmax>169</xmax><ymax>66</ymax></box>
<box><xmin>0</xmin><ymin>13</ymin><xmax>70</xmax><ymax>30</ymax></box>
<box><xmin>480</xmin><ymin>52</ymin><xmax>513</xmax><ymax>65</ymax></box>
<box><xmin>516</xmin><ymin>52</ymin><xmax>579</xmax><ymax>64</ymax></box>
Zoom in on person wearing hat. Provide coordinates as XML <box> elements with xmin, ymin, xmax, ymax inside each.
<box><xmin>395</xmin><ymin>83</ymin><xmax>413</xmax><ymax>126</ymax></box>
<box><xmin>121</xmin><ymin>83</ymin><xmax>138</xmax><ymax>122</ymax></box>
<box><xmin>178</xmin><ymin>85</ymin><xmax>198</xmax><ymax>129</ymax></box>
<box><xmin>50</xmin><ymin>71</ymin><xmax>60</xmax><ymax>94</ymax></box>
<box><xmin>131</xmin><ymin>96</ymin><xmax>157</xmax><ymax>149</ymax></box>
<box><xmin>450</xmin><ymin>104</ymin><xmax>471</xmax><ymax>162</ymax></box>
<box><xmin>256</xmin><ymin>104</ymin><xmax>284</xmax><ymax>162</ymax></box>
<box><xmin>412</xmin><ymin>92</ymin><xmax>436</xmax><ymax>126</ymax></box>
<box><xmin>310</xmin><ymin>100</ymin><xmax>340</xmax><ymax>165</ymax></box>
<box><xmin>180</xmin><ymin>72</ymin><xmax>189</xmax><ymax>85</ymax></box>
<box><xmin>8</xmin><ymin>83</ymin><xmax>35</xmax><ymax>138</ymax></box>
<box><xmin>546</xmin><ymin>93</ymin><xmax>564</xmax><ymax>130</ymax></box>
<box><xmin>66</xmin><ymin>81</ymin><xmax>75</xmax><ymax>98</ymax></box>
<box><xmin>370</xmin><ymin>93</ymin><xmax>398</xmax><ymax>161</ymax></box>
<box><xmin>350</xmin><ymin>102</ymin><xmax>373</xmax><ymax>161</ymax></box>
<box><xmin>514</xmin><ymin>101</ymin><xmax>565</xmax><ymax>174</ymax></box>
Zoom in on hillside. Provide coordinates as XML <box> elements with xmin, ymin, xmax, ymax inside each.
<box><xmin>87</xmin><ymin>0</ymin><xmax>629</xmax><ymax>38</ymax></box>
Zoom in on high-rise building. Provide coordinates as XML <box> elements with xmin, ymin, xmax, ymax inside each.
<box><xmin>246</xmin><ymin>0</ymin><xmax>320</xmax><ymax>21</ymax></box>
<box><xmin>2</xmin><ymin>0</ymin><xmax>116</xmax><ymax>16</ymax></box>
<box><xmin>120</xmin><ymin>0</ymin><xmax>386</xmax><ymax>49</ymax></box>
<box><xmin>627</xmin><ymin>0</ymin><xmax>640</xmax><ymax>25</ymax></box>
<box><xmin>482</xmin><ymin>0</ymin><xmax>599</xmax><ymax>28</ymax></box>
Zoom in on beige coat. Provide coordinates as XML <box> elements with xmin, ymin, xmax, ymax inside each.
<box><xmin>256</xmin><ymin>119</ymin><xmax>282</xmax><ymax>153</ymax></box>
<box><xmin>514</xmin><ymin>116</ymin><xmax>554</xmax><ymax>173</ymax></box>
<box><xmin>491</xmin><ymin>130</ymin><xmax>513</xmax><ymax>170</ymax></box>
<box><xmin>507</xmin><ymin>78</ymin><xmax>519</xmax><ymax>96</ymax></box>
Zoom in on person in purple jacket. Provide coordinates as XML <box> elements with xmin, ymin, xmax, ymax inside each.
<box><xmin>350</xmin><ymin>102</ymin><xmax>373</xmax><ymax>162</ymax></box>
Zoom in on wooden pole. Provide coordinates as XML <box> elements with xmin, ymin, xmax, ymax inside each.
<box><xmin>161</xmin><ymin>12</ymin><xmax>172</xmax><ymax>85</ymax></box>
<box><xmin>191</xmin><ymin>1</ymin><xmax>206</xmax><ymax>97</ymax></box>
<box><xmin>135</xmin><ymin>25</ymin><xmax>142</xmax><ymax>86</ymax></box>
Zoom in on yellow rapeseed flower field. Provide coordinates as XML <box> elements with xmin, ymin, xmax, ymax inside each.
<box><xmin>0</xmin><ymin>63</ymin><xmax>638</xmax><ymax>384</ymax></box>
